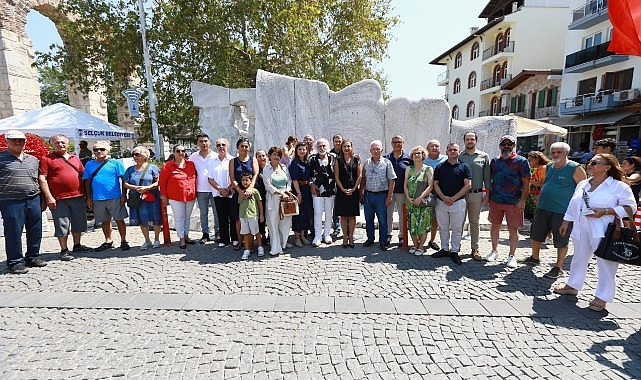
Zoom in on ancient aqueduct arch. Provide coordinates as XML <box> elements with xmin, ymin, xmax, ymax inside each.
<box><xmin>0</xmin><ymin>0</ymin><xmax>107</xmax><ymax>120</ymax></box>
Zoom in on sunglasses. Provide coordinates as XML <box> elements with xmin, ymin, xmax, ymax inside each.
<box><xmin>500</xmin><ymin>143</ymin><xmax>514</xmax><ymax>147</ymax></box>
<box><xmin>216</xmin><ymin>143</ymin><xmax>226</xmax><ymax>147</ymax></box>
<box><xmin>133</xmin><ymin>153</ymin><xmax>142</xmax><ymax>157</ymax></box>
<box><xmin>588</xmin><ymin>161</ymin><xmax>606</xmax><ymax>166</ymax></box>
<box><xmin>174</xmin><ymin>149</ymin><xmax>186</xmax><ymax>153</ymax></box>
<box><xmin>391</xmin><ymin>141</ymin><xmax>403</xmax><ymax>144</ymax></box>
<box><xmin>93</xmin><ymin>148</ymin><xmax>107</xmax><ymax>152</ymax></box>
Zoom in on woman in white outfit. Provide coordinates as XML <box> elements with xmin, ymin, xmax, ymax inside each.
<box><xmin>553</xmin><ymin>154</ymin><xmax>636</xmax><ymax>311</ymax></box>
<box><xmin>262</xmin><ymin>146</ymin><xmax>296</xmax><ymax>256</ymax></box>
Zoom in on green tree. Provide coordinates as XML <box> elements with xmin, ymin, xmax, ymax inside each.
<box><xmin>36</xmin><ymin>63</ymin><xmax>69</xmax><ymax>107</ymax></box>
<box><xmin>37</xmin><ymin>0</ymin><xmax>397</xmax><ymax>142</ymax></box>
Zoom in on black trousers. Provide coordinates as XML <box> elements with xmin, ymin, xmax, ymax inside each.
<box><xmin>214</xmin><ymin>196</ymin><xmax>236</xmax><ymax>244</ymax></box>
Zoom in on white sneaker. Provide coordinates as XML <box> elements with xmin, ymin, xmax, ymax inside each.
<box><xmin>323</xmin><ymin>236</ymin><xmax>333</xmax><ymax>244</ymax></box>
<box><xmin>484</xmin><ymin>250</ymin><xmax>498</xmax><ymax>262</ymax></box>
<box><xmin>241</xmin><ymin>250</ymin><xmax>250</xmax><ymax>260</ymax></box>
<box><xmin>506</xmin><ymin>255</ymin><xmax>517</xmax><ymax>268</ymax></box>
<box><xmin>218</xmin><ymin>242</ymin><xmax>227</xmax><ymax>247</ymax></box>
<box><xmin>257</xmin><ymin>247</ymin><xmax>265</xmax><ymax>257</ymax></box>
<box><xmin>140</xmin><ymin>242</ymin><xmax>151</xmax><ymax>250</ymax></box>
<box><xmin>232</xmin><ymin>240</ymin><xmax>239</xmax><ymax>246</ymax></box>
<box><xmin>312</xmin><ymin>239</ymin><xmax>321</xmax><ymax>247</ymax></box>
<box><xmin>152</xmin><ymin>241</ymin><xmax>161</xmax><ymax>248</ymax></box>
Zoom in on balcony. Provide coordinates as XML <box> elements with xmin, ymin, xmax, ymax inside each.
<box><xmin>564</xmin><ymin>41</ymin><xmax>629</xmax><ymax>73</ymax></box>
<box><xmin>559</xmin><ymin>89</ymin><xmax>641</xmax><ymax>115</ymax></box>
<box><xmin>437</xmin><ymin>70</ymin><xmax>449</xmax><ymax>86</ymax></box>
<box><xmin>480</xmin><ymin>74</ymin><xmax>513</xmax><ymax>92</ymax></box>
<box><xmin>569</xmin><ymin>0</ymin><xmax>609</xmax><ymax>30</ymax></box>
<box><xmin>482</xmin><ymin>41</ymin><xmax>515</xmax><ymax>61</ymax></box>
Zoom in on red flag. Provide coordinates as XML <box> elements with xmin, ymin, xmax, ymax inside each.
<box><xmin>608</xmin><ymin>0</ymin><xmax>641</xmax><ymax>56</ymax></box>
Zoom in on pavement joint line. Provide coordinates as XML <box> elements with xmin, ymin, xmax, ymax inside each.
<box><xmin>0</xmin><ymin>291</ymin><xmax>639</xmax><ymax>319</ymax></box>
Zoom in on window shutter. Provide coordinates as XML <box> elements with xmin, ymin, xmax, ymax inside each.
<box><xmin>550</xmin><ymin>87</ymin><xmax>558</xmax><ymax>106</ymax></box>
<box><xmin>537</xmin><ymin>91</ymin><xmax>546</xmax><ymax>108</ymax></box>
<box><xmin>518</xmin><ymin>95</ymin><xmax>526</xmax><ymax>112</ymax></box>
<box><xmin>510</xmin><ymin>96</ymin><xmax>517</xmax><ymax>112</ymax></box>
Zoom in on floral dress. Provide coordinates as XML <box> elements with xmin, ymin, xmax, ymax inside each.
<box><xmin>406</xmin><ymin>165</ymin><xmax>432</xmax><ymax>236</ymax></box>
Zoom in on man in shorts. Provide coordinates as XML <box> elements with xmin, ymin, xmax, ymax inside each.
<box><xmin>39</xmin><ymin>134</ymin><xmax>92</xmax><ymax>261</ymax></box>
<box><xmin>484</xmin><ymin>135</ymin><xmax>531</xmax><ymax>268</ymax></box>
<box><xmin>83</xmin><ymin>141</ymin><xmax>130</xmax><ymax>251</ymax></box>
<box><xmin>519</xmin><ymin>142</ymin><xmax>587</xmax><ymax>278</ymax></box>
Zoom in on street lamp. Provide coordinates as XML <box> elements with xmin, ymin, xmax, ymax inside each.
<box><xmin>137</xmin><ymin>0</ymin><xmax>163</xmax><ymax>159</ymax></box>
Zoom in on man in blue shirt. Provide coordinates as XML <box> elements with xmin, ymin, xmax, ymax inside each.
<box><xmin>423</xmin><ymin>139</ymin><xmax>447</xmax><ymax>251</ymax></box>
<box><xmin>384</xmin><ymin>135</ymin><xmax>412</xmax><ymax>244</ymax></box>
<box><xmin>432</xmin><ymin>143</ymin><xmax>472</xmax><ymax>265</ymax></box>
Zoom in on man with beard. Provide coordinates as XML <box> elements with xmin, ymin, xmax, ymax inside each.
<box><xmin>518</xmin><ymin>142</ymin><xmax>586</xmax><ymax>278</ymax></box>
<box><xmin>484</xmin><ymin>135</ymin><xmax>530</xmax><ymax>268</ymax></box>
<box><xmin>459</xmin><ymin>132</ymin><xmax>491</xmax><ymax>261</ymax></box>
<box><xmin>384</xmin><ymin>135</ymin><xmax>412</xmax><ymax>245</ymax></box>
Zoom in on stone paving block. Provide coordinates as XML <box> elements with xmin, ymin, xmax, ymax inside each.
<box><xmin>0</xmin><ymin>292</ymin><xmax>31</xmax><ymax>307</ymax></box>
<box><xmin>506</xmin><ymin>300</ymin><xmax>537</xmax><ymax>317</ymax></box>
<box><xmin>120</xmin><ymin>293</ymin><xmax>169</xmax><ymax>309</ymax></box>
<box><xmin>274</xmin><ymin>296</ymin><xmax>306</xmax><ymax>312</ymax></box>
<box><xmin>421</xmin><ymin>299</ymin><xmax>458</xmax><ymax>315</ymax></box>
<box><xmin>91</xmin><ymin>293</ymin><xmax>137</xmax><ymax>309</ymax></box>
<box><xmin>2</xmin><ymin>292</ymin><xmax>72</xmax><ymax>308</ymax></box>
<box><xmin>450</xmin><ymin>299</ymin><xmax>491</xmax><ymax>316</ymax></box>
<box><xmin>334</xmin><ymin>297</ymin><xmax>365</xmax><ymax>313</ymax></box>
<box><xmin>601</xmin><ymin>303</ymin><xmax>639</xmax><ymax>319</ymax></box>
<box><xmin>178</xmin><ymin>294</ymin><xmax>221</xmax><ymax>310</ymax></box>
<box><xmin>363</xmin><ymin>298</ymin><xmax>396</xmax><ymax>314</ymax></box>
<box><xmin>243</xmin><ymin>295</ymin><xmax>278</xmax><ymax>311</ymax></box>
<box><xmin>480</xmin><ymin>300</ymin><xmax>521</xmax><ymax>317</ymax></box>
<box><xmin>391</xmin><ymin>298</ymin><xmax>427</xmax><ymax>315</ymax></box>
<box><xmin>61</xmin><ymin>292</ymin><xmax>109</xmax><ymax>308</ymax></box>
<box><xmin>155</xmin><ymin>294</ymin><xmax>192</xmax><ymax>310</ymax></box>
<box><xmin>624</xmin><ymin>303</ymin><xmax>641</xmax><ymax>316</ymax></box>
<box><xmin>305</xmin><ymin>296</ymin><xmax>334</xmax><ymax>313</ymax></box>
<box><xmin>210</xmin><ymin>294</ymin><xmax>246</xmax><ymax>311</ymax></box>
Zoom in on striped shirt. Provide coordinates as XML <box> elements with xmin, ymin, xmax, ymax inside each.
<box><xmin>0</xmin><ymin>150</ymin><xmax>40</xmax><ymax>200</ymax></box>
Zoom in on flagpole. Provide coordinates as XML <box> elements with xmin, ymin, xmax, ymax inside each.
<box><xmin>138</xmin><ymin>0</ymin><xmax>163</xmax><ymax>159</ymax></box>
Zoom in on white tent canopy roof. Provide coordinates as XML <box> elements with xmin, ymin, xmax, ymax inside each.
<box><xmin>0</xmin><ymin>103</ymin><xmax>134</xmax><ymax>140</ymax></box>
<box><xmin>509</xmin><ymin>115</ymin><xmax>568</xmax><ymax>138</ymax></box>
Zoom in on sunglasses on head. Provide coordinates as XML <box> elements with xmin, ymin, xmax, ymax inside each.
<box><xmin>93</xmin><ymin>148</ymin><xmax>107</xmax><ymax>152</ymax></box>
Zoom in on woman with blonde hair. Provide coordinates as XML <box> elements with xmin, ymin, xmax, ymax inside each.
<box><xmin>404</xmin><ymin>145</ymin><xmax>433</xmax><ymax>255</ymax></box>
<box><xmin>553</xmin><ymin>154</ymin><xmax>636</xmax><ymax>311</ymax></box>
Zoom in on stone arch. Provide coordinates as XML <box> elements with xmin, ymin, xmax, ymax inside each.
<box><xmin>0</xmin><ymin>0</ymin><xmax>107</xmax><ymax>120</ymax></box>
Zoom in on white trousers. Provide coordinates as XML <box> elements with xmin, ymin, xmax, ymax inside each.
<box><xmin>435</xmin><ymin>198</ymin><xmax>467</xmax><ymax>252</ymax></box>
<box><xmin>169</xmin><ymin>199</ymin><xmax>195</xmax><ymax>238</ymax></box>
<box><xmin>566</xmin><ymin>232</ymin><xmax>619</xmax><ymax>303</ymax></box>
<box><xmin>387</xmin><ymin>193</ymin><xmax>406</xmax><ymax>236</ymax></box>
<box><xmin>265</xmin><ymin>194</ymin><xmax>292</xmax><ymax>254</ymax></box>
<box><xmin>313</xmin><ymin>195</ymin><xmax>335</xmax><ymax>241</ymax></box>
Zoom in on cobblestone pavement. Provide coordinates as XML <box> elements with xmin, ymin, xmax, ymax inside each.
<box><xmin>1</xmin><ymin>223</ymin><xmax>640</xmax><ymax>378</ymax></box>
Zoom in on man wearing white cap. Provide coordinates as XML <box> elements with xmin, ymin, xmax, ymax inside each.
<box><xmin>484</xmin><ymin>135</ymin><xmax>531</xmax><ymax>268</ymax></box>
<box><xmin>0</xmin><ymin>130</ymin><xmax>47</xmax><ymax>274</ymax></box>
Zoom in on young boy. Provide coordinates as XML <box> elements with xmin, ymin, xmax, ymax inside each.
<box><xmin>238</xmin><ymin>172</ymin><xmax>265</xmax><ymax>260</ymax></box>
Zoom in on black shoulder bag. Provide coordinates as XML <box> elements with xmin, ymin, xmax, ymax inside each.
<box><xmin>594</xmin><ymin>205</ymin><xmax>641</xmax><ymax>266</ymax></box>
<box><xmin>126</xmin><ymin>165</ymin><xmax>150</xmax><ymax>209</ymax></box>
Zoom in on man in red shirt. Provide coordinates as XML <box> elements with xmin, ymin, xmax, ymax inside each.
<box><xmin>39</xmin><ymin>134</ymin><xmax>92</xmax><ymax>261</ymax></box>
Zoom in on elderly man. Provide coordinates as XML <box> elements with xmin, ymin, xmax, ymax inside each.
<box><xmin>39</xmin><ymin>134</ymin><xmax>92</xmax><ymax>261</ymax></box>
<box><xmin>189</xmin><ymin>133</ymin><xmax>219</xmax><ymax>243</ymax></box>
<box><xmin>84</xmin><ymin>141</ymin><xmax>130</xmax><ymax>252</ymax></box>
<box><xmin>0</xmin><ymin>130</ymin><xmax>46</xmax><ymax>274</ymax></box>
<box><xmin>459</xmin><ymin>132</ymin><xmax>491</xmax><ymax>260</ymax></box>
<box><xmin>432</xmin><ymin>143</ymin><xmax>472</xmax><ymax>265</ymax></box>
<box><xmin>518</xmin><ymin>142</ymin><xmax>587</xmax><ymax>278</ymax></box>
<box><xmin>303</xmin><ymin>134</ymin><xmax>316</xmax><ymax>155</ymax></box>
<box><xmin>361</xmin><ymin>140</ymin><xmax>396</xmax><ymax>250</ymax></box>
<box><xmin>384</xmin><ymin>135</ymin><xmax>412</xmax><ymax>244</ymax></box>
<box><xmin>484</xmin><ymin>135</ymin><xmax>531</xmax><ymax>268</ymax></box>
<box><xmin>309</xmin><ymin>138</ymin><xmax>337</xmax><ymax>246</ymax></box>
<box><xmin>329</xmin><ymin>134</ymin><xmax>343</xmax><ymax>236</ymax></box>
<box><xmin>423</xmin><ymin>139</ymin><xmax>447</xmax><ymax>251</ymax></box>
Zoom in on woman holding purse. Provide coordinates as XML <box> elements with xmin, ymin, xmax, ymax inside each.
<box><xmin>553</xmin><ymin>154</ymin><xmax>635</xmax><ymax>311</ymax></box>
<box><xmin>404</xmin><ymin>146</ymin><xmax>434</xmax><ymax>255</ymax></box>
<box><xmin>262</xmin><ymin>147</ymin><xmax>296</xmax><ymax>256</ymax></box>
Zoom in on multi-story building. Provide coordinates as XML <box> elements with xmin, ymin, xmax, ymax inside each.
<box><xmin>431</xmin><ymin>0</ymin><xmax>570</xmax><ymax>122</ymax></box>
<box><xmin>557</xmin><ymin>0</ymin><xmax>641</xmax><ymax>156</ymax></box>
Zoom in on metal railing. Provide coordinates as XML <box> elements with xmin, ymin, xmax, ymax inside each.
<box><xmin>482</xmin><ymin>41</ymin><xmax>516</xmax><ymax>61</ymax></box>
<box><xmin>480</xmin><ymin>74</ymin><xmax>513</xmax><ymax>91</ymax></box>
<box><xmin>571</xmin><ymin>0</ymin><xmax>608</xmax><ymax>22</ymax></box>
<box><xmin>565</xmin><ymin>41</ymin><xmax>614</xmax><ymax>68</ymax></box>
<box><xmin>437</xmin><ymin>70</ymin><xmax>449</xmax><ymax>84</ymax></box>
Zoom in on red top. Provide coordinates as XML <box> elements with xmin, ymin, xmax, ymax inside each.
<box><xmin>159</xmin><ymin>160</ymin><xmax>197</xmax><ymax>201</ymax></box>
<box><xmin>38</xmin><ymin>153</ymin><xmax>85</xmax><ymax>200</ymax></box>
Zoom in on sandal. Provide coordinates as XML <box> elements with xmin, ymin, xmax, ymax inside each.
<box><xmin>588</xmin><ymin>298</ymin><xmax>606</xmax><ymax>311</ymax></box>
<box><xmin>409</xmin><ymin>247</ymin><xmax>417</xmax><ymax>254</ymax></box>
<box><xmin>553</xmin><ymin>284</ymin><xmax>579</xmax><ymax>295</ymax></box>
<box><xmin>233</xmin><ymin>242</ymin><xmax>243</xmax><ymax>251</ymax></box>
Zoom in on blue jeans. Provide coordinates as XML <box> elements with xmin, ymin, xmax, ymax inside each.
<box><xmin>364</xmin><ymin>191</ymin><xmax>388</xmax><ymax>245</ymax></box>
<box><xmin>0</xmin><ymin>196</ymin><xmax>42</xmax><ymax>267</ymax></box>
<box><xmin>332</xmin><ymin>214</ymin><xmax>341</xmax><ymax>233</ymax></box>
<box><xmin>196</xmin><ymin>192</ymin><xmax>218</xmax><ymax>235</ymax></box>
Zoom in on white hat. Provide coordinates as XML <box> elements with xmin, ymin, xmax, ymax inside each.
<box><xmin>4</xmin><ymin>130</ymin><xmax>26</xmax><ymax>140</ymax></box>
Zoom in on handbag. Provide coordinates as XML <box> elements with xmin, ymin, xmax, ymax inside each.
<box><xmin>593</xmin><ymin>206</ymin><xmax>641</xmax><ymax>266</ymax></box>
<box><xmin>126</xmin><ymin>165</ymin><xmax>150</xmax><ymax>209</ymax></box>
<box><xmin>279</xmin><ymin>196</ymin><xmax>299</xmax><ymax>219</ymax></box>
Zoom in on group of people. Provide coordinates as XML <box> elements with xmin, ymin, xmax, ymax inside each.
<box><xmin>1</xmin><ymin>129</ymin><xmax>639</xmax><ymax>311</ymax></box>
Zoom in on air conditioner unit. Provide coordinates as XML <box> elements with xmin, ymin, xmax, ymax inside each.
<box><xmin>613</xmin><ymin>89</ymin><xmax>641</xmax><ymax>101</ymax></box>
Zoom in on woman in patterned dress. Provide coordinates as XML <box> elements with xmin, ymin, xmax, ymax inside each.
<box><xmin>404</xmin><ymin>145</ymin><xmax>433</xmax><ymax>255</ymax></box>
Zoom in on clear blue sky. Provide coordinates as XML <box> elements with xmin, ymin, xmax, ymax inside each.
<box><xmin>26</xmin><ymin>0</ymin><xmax>485</xmax><ymax>99</ymax></box>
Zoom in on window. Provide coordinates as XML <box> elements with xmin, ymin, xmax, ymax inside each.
<box><xmin>501</xmin><ymin>61</ymin><xmax>508</xmax><ymax>79</ymax></box>
<box><xmin>518</xmin><ymin>94</ymin><xmax>526</xmax><ymax>112</ymax></box>
<box><xmin>468</xmin><ymin>71</ymin><xmax>477</xmax><ymax>88</ymax></box>
<box><xmin>584</xmin><ymin>31</ymin><xmax>603</xmax><ymax>49</ymax></box>
<box><xmin>452</xmin><ymin>105</ymin><xmax>459</xmax><ymax>119</ymax></box>
<box><xmin>454</xmin><ymin>52</ymin><xmax>462</xmax><ymax>68</ymax></box>
<box><xmin>495</xmin><ymin>33</ymin><xmax>504</xmax><ymax>52</ymax></box>
<box><xmin>602</xmin><ymin>68</ymin><xmax>634</xmax><ymax>91</ymax></box>
<box><xmin>490</xmin><ymin>97</ymin><xmax>501</xmax><ymax>115</ymax></box>
<box><xmin>453</xmin><ymin>78</ymin><xmax>461</xmax><ymax>94</ymax></box>
<box><xmin>470</xmin><ymin>42</ymin><xmax>480</xmax><ymax>60</ymax></box>
<box><xmin>578</xmin><ymin>77</ymin><xmax>597</xmax><ymax>95</ymax></box>
<box><xmin>466</xmin><ymin>101</ymin><xmax>475</xmax><ymax>118</ymax></box>
<box><xmin>504</xmin><ymin>28</ymin><xmax>511</xmax><ymax>45</ymax></box>
<box><xmin>493</xmin><ymin>64</ymin><xmax>502</xmax><ymax>84</ymax></box>
<box><xmin>546</xmin><ymin>87</ymin><xmax>558</xmax><ymax>107</ymax></box>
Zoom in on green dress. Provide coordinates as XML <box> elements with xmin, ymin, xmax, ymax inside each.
<box><xmin>406</xmin><ymin>165</ymin><xmax>433</xmax><ymax>236</ymax></box>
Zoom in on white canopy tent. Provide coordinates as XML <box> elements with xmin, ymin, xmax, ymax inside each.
<box><xmin>510</xmin><ymin>115</ymin><xmax>568</xmax><ymax>138</ymax></box>
<box><xmin>0</xmin><ymin>103</ymin><xmax>135</xmax><ymax>148</ymax></box>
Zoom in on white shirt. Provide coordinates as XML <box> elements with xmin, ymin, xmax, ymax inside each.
<box><xmin>207</xmin><ymin>154</ymin><xmax>233</xmax><ymax>197</ymax></box>
<box><xmin>189</xmin><ymin>150</ymin><xmax>216</xmax><ymax>192</ymax></box>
